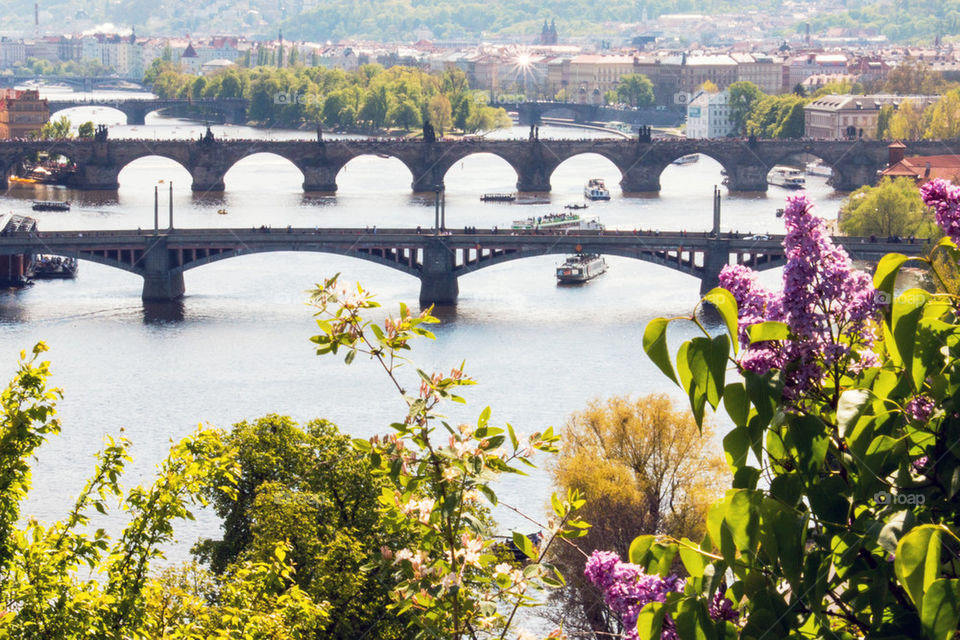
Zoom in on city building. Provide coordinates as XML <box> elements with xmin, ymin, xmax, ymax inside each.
<box><xmin>0</xmin><ymin>89</ymin><xmax>49</xmax><ymax>139</ymax></box>
<box><xmin>785</xmin><ymin>53</ymin><xmax>849</xmax><ymax>91</ymax></box>
<box><xmin>803</xmin><ymin>94</ymin><xmax>938</xmax><ymax>140</ymax></box>
<box><xmin>685</xmin><ymin>88</ymin><xmax>735</xmax><ymax>138</ymax></box>
<box><xmin>731</xmin><ymin>53</ymin><xmax>783</xmax><ymax>94</ymax></box>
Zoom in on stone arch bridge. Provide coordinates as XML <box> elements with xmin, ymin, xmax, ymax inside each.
<box><xmin>0</xmin><ymin>227</ymin><xmax>924</xmax><ymax>303</ymax></box>
<box><xmin>0</xmin><ymin>137</ymin><xmax>950</xmax><ymax>194</ymax></box>
<box><xmin>46</xmin><ymin>98</ymin><xmax>249</xmax><ymax>126</ymax></box>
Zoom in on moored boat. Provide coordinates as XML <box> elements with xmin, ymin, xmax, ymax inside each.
<box><xmin>31</xmin><ymin>201</ymin><xmax>71</xmax><ymax>212</ymax></box>
<box><xmin>584</xmin><ymin>178</ymin><xmax>610</xmax><ymax>200</ymax></box>
<box><xmin>805</xmin><ymin>160</ymin><xmax>833</xmax><ymax>177</ymax></box>
<box><xmin>556</xmin><ymin>253</ymin><xmax>607</xmax><ymax>283</ymax></box>
<box><xmin>564</xmin><ymin>203</ymin><xmax>588</xmax><ymax>210</ymax></box>
<box><xmin>767</xmin><ymin>166</ymin><xmax>805</xmax><ymax>189</ymax></box>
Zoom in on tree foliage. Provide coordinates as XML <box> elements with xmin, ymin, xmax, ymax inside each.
<box><xmin>840</xmin><ymin>177</ymin><xmax>939</xmax><ymax>239</ymax></box>
<box><xmin>547</xmin><ymin>394</ymin><xmax>727</xmax><ymax>638</ymax></box>
<box><xmin>745</xmin><ymin>94</ymin><xmax>807</xmax><ymax>139</ymax></box>
<box><xmin>616</xmin><ymin>73</ymin><xmax>655</xmax><ymax>107</ymax></box>
<box><xmin>726</xmin><ymin>81</ymin><xmax>763</xmax><ymax>135</ymax></box>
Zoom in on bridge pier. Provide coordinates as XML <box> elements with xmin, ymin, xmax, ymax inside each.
<box><xmin>190</xmin><ymin>166</ymin><xmax>227</xmax><ymax>192</ymax></box>
<box><xmin>700</xmin><ymin>240</ymin><xmax>731</xmax><ymax>295</ymax></box>
<box><xmin>419</xmin><ymin>239</ymin><xmax>459</xmax><ymax>305</ymax></box>
<box><xmin>68</xmin><ymin>165</ymin><xmax>119</xmax><ymax>190</ymax></box>
<box><xmin>125</xmin><ymin>108</ymin><xmax>147</xmax><ymax>126</ymax></box>
<box><xmin>724</xmin><ymin>164</ymin><xmax>769</xmax><ymax>192</ymax></box>
<box><xmin>621</xmin><ymin>164</ymin><xmax>664</xmax><ymax>192</ymax></box>
<box><xmin>301</xmin><ymin>165</ymin><xmax>340</xmax><ymax>192</ymax></box>
<box><xmin>141</xmin><ymin>236</ymin><xmax>185</xmax><ymax>301</ymax></box>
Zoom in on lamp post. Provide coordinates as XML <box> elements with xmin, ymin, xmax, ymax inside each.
<box><xmin>434</xmin><ymin>185</ymin><xmax>441</xmax><ymax>236</ymax></box>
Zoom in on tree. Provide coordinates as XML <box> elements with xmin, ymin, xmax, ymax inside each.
<box><xmin>427</xmin><ymin>94</ymin><xmax>453</xmax><ymax>135</ymax></box>
<box><xmin>388</xmin><ymin>99</ymin><xmax>421</xmax><ymax>130</ymax></box>
<box><xmin>746</xmin><ymin>94</ymin><xmax>807</xmax><ymax>139</ymax></box>
<box><xmin>633</xmin><ymin>189</ymin><xmax>960</xmax><ymax>638</ymax></box>
<box><xmin>616</xmin><ymin>73</ymin><xmax>654</xmax><ymax>107</ymax></box>
<box><xmin>884</xmin><ymin>56</ymin><xmax>946</xmax><ymax>95</ymax></box>
<box><xmin>923</xmin><ymin>88</ymin><xmax>960</xmax><ymax>139</ymax></box>
<box><xmin>34</xmin><ymin>115</ymin><xmax>73</xmax><ymax>140</ymax></box>
<box><xmin>727</xmin><ymin>81</ymin><xmax>764</xmax><ymax>135</ymax></box>
<box><xmin>195</xmin><ymin>414</ymin><xmax>412</xmax><ymax>639</ymax></box>
<box><xmin>697</xmin><ymin>80</ymin><xmax>719</xmax><ymax>94</ymax></box>
<box><xmin>77</xmin><ymin>121</ymin><xmax>95</xmax><ymax>139</ymax></box>
<box><xmin>876</xmin><ymin>103</ymin><xmax>895</xmax><ymax>138</ymax></box>
<box><xmin>888</xmin><ymin>100</ymin><xmax>930</xmax><ymax>140</ymax></box>
<box><xmin>359</xmin><ymin>85</ymin><xmax>390</xmax><ymax>129</ymax></box>
<box><xmin>840</xmin><ymin>177</ymin><xmax>938</xmax><ymax>238</ymax></box>
<box><xmin>547</xmin><ymin>394</ymin><xmax>727</xmax><ymax>638</ymax></box>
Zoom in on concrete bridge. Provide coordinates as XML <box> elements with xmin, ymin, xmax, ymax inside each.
<box><xmin>0</xmin><ymin>226</ymin><xmax>926</xmax><ymax>303</ymax></box>
<box><xmin>0</xmin><ymin>137</ymin><xmax>949</xmax><ymax>193</ymax></box>
<box><xmin>47</xmin><ymin>98</ymin><xmax>249</xmax><ymax>125</ymax></box>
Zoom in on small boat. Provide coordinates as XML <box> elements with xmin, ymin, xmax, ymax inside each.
<box><xmin>217</xmin><ymin>208</ymin><xmax>228</xmax><ymax>215</ymax></box>
<box><xmin>514</xmin><ymin>194</ymin><xmax>550</xmax><ymax>205</ymax></box>
<box><xmin>31</xmin><ymin>201</ymin><xmax>71</xmax><ymax>212</ymax></box>
<box><xmin>564</xmin><ymin>203</ymin><xmax>589</xmax><ymax>210</ymax></box>
<box><xmin>480</xmin><ymin>193</ymin><xmax>516</xmax><ymax>202</ymax></box>
<box><xmin>556</xmin><ymin>253</ymin><xmax>607</xmax><ymax>283</ymax></box>
<box><xmin>9</xmin><ymin>176</ymin><xmax>37</xmax><ymax>184</ymax></box>
<box><xmin>584</xmin><ymin>178</ymin><xmax>610</xmax><ymax>201</ymax></box>
<box><xmin>28</xmin><ymin>255</ymin><xmax>78</xmax><ymax>279</ymax></box>
<box><xmin>805</xmin><ymin>160</ymin><xmax>832</xmax><ymax>177</ymax></box>
<box><xmin>767</xmin><ymin>166</ymin><xmax>805</xmax><ymax>189</ymax></box>
<box><xmin>672</xmin><ymin>154</ymin><xmax>699</xmax><ymax>165</ymax></box>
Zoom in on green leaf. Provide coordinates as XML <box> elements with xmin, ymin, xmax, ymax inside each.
<box><xmin>723</xmin><ymin>425</ymin><xmax>751</xmax><ymax>473</ymax></box>
<box><xmin>507</xmin><ymin>423</ymin><xmax>518</xmax><ymax>450</ymax></box>
<box><xmin>636</xmin><ymin>602</ymin><xmax>666</xmax><ymax>640</ymax></box>
<box><xmin>722</xmin><ymin>382</ymin><xmax>749</xmax><ymax>427</ymax></box>
<box><xmin>747</xmin><ymin>321</ymin><xmax>789</xmax><ymax>343</ymax></box>
<box><xmin>674</xmin><ymin>596</ymin><xmax>714</xmax><ymax>640</ymax></box>
<box><xmin>477</xmin><ymin>406</ymin><xmax>491</xmax><ymax>430</ymax></box>
<box><xmin>837</xmin><ymin>389</ymin><xmax>872</xmax><ymax>438</ymax></box>
<box><xmin>512</xmin><ymin>531</ymin><xmax>536</xmax><ymax>560</ymax></box>
<box><xmin>629</xmin><ymin>535</ymin><xmax>655</xmax><ymax>566</ymax></box>
<box><xmin>678</xmin><ymin>539</ymin><xmax>709</xmax><ymax>577</ymax></box>
<box><xmin>895</xmin><ymin>525</ymin><xmax>944</xmax><ymax>610</ymax></box>
<box><xmin>724</xmin><ymin>489</ymin><xmax>761</xmax><ymax>556</ymax></box>
<box><xmin>704</xmin><ymin>287</ymin><xmax>740</xmax><ymax>355</ymax></box>
<box><xmin>644</xmin><ymin>318</ymin><xmax>679</xmax><ymax>385</ymax></box>
<box><xmin>873</xmin><ymin>253</ymin><xmax>910</xmax><ymax>302</ymax></box>
<box><xmin>892</xmin><ymin>288</ymin><xmax>930</xmax><ymax>385</ymax></box>
<box><xmin>686</xmin><ymin>335</ymin><xmax>729</xmax><ymax>412</ymax></box>
<box><xmin>921</xmin><ymin>579</ymin><xmax>960</xmax><ymax>640</ymax></box>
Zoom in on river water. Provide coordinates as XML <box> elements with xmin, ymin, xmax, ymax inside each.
<box><xmin>2</xmin><ymin>89</ymin><xmax>845</xmax><ymax>562</ymax></box>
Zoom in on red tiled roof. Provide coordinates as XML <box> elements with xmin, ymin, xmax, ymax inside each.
<box><xmin>882</xmin><ymin>155</ymin><xmax>960</xmax><ymax>181</ymax></box>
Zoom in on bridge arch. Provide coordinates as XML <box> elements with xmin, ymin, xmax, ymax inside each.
<box><xmin>442</xmin><ymin>152</ymin><xmax>519</xmax><ymax>194</ymax></box>
<box><xmin>117</xmin><ymin>155</ymin><xmax>193</xmax><ymax>190</ymax></box>
<box><xmin>223</xmin><ymin>152</ymin><xmax>305</xmax><ymax>193</ymax></box>
<box><xmin>334</xmin><ymin>154</ymin><xmax>416</xmax><ymax>195</ymax></box>
<box><xmin>172</xmin><ymin>244</ymin><xmax>421</xmax><ymax>278</ymax></box>
<box><xmin>48</xmin><ymin>104</ymin><xmax>129</xmax><ymax>125</ymax></box>
<box><xmin>549</xmin><ymin>152</ymin><xmax>624</xmax><ymax>196</ymax></box>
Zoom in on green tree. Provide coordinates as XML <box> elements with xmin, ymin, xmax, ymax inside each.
<box><xmin>616</xmin><ymin>72</ymin><xmax>654</xmax><ymax>107</ymax></box>
<box><xmin>358</xmin><ymin>85</ymin><xmax>390</xmax><ymax>128</ymax></box>
<box><xmin>548</xmin><ymin>394</ymin><xmax>727</xmax><ymax>638</ymax></box>
<box><xmin>888</xmin><ymin>100</ymin><xmax>930</xmax><ymax>140</ymax></box>
<box><xmin>923</xmin><ymin>88</ymin><xmax>960</xmax><ymax>139</ymax></box>
<box><xmin>195</xmin><ymin>414</ymin><xmax>412</xmax><ymax>639</ymax></box>
<box><xmin>727</xmin><ymin>81</ymin><xmax>764</xmax><ymax>135</ymax></box>
<box><xmin>34</xmin><ymin>115</ymin><xmax>73</xmax><ymax>140</ymax></box>
<box><xmin>77</xmin><ymin>121</ymin><xmax>95</xmax><ymax>139</ymax></box>
<box><xmin>877</xmin><ymin>103</ymin><xmax>895</xmax><ymax>138</ymax></box>
<box><xmin>427</xmin><ymin>94</ymin><xmax>453</xmax><ymax>135</ymax></box>
<box><xmin>840</xmin><ymin>177</ymin><xmax>938</xmax><ymax>238</ymax></box>
<box><xmin>884</xmin><ymin>56</ymin><xmax>946</xmax><ymax>95</ymax></box>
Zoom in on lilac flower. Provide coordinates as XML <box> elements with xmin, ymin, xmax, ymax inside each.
<box><xmin>720</xmin><ymin>194</ymin><xmax>881</xmax><ymax>398</ymax></box>
<box><xmin>920</xmin><ymin>178</ymin><xmax>960</xmax><ymax>245</ymax></box>
<box><xmin>584</xmin><ymin>550</ymin><xmax>683</xmax><ymax>640</ymax></box>
<box><xmin>906</xmin><ymin>395</ymin><xmax>935</xmax><ymax>423</ymax></box>
<box><xmin>708</xmin><ymin>590</ymin><xmax>740</xmax><ymax>623</ymax></box>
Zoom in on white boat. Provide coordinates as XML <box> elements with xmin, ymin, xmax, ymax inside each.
<box><xmin>767</xmin><ymin>166</ymin><xmax>805</xmax><ymax>189</ymax></box>
<box><xmin>805</xmin><ymin>160</ymin><xmax>833</xmax><ymax>177</ymax></box>
<box><xmin>584</xmin><ymin>178</ymin><xmax>610</xmax><ymax>200</ymax></box>
<box><xmin>556</xmin><ymin>254</ymin><xmax>607</xmax><ymax>283</ymax></box>
<box><xmin>672</xmin><ymin>154</ymin><xmax>699</xmax><ymax>165</ymax></box>
<box><xmin>512</xmin><ymin>212</ymin><xmax>603</xmax><ymax>231</ymax></box>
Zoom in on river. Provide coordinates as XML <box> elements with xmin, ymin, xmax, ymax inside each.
<box><xmin>1</xmin><ymin>88</ymin><xmax>845</xmax><ymax>562</ymax></box>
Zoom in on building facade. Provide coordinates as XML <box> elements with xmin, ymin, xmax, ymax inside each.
<box><xmin>0</xmin><ymin>89</ymin><xmax>49</xmax><ymax>139</ymax></box>
<box><xmin>685</xmin><ymin>89</ymin><xmax>734</xmax><ymax>138</ymax></box>
<box><xmin>804</xmin><ymin>93</ymin><xmax>938</xmax><ymax>140</ymax></box>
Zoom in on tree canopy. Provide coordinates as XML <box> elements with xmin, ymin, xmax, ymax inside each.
<box><xmin>840</xmin><ymin>177</ymin><xmax>939</xmax><ymax>238</ymax></box>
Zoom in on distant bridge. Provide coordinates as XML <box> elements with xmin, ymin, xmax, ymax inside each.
<box><xmin>0</xmin><ymin>137</ymin><xmax>950</xmax><ymax>193</ymax></box>
<box><xmin>0</xmin><ymin>227</ymin><xmax>927</xmax><ymax>303</ymax></box>
<box><xmin>46</xmin><ymin>97</ymin><xmax>249</xmax><ymax>125</ymax></box>
<box><xmin>0</xmin><ymin>76</ymin><xmax>146</xmax><ymax>91</ymax></box>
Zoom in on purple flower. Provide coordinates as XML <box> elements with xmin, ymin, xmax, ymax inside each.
<box><xmin>721</xmin><ymin>194</ymin><xmax>881</xmax><ymax>398</ymax></box>
<box><xmin>906</xmin><ymin>395</ymin><xmax>935</xmax><ymax>423</ymax></box>
<box><xmin>584</xmin><ymin>550</ymin><xmax>684</xmax><ymax>640</ymax></box>
<box><xmin>920</xmin><ymin>178</ymin><xmax>960</xmax><ymax>245</ymax></box>
<box><xmin>708</xmin><ymin>590</ymin><xmax>740</xmax><ymax>623</ymax></box>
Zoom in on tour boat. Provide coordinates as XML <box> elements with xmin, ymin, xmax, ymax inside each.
<box><xmin>31</xmin><ymin>201</ymin><xmax>71</xmax><ymax>212</ymax></box>
<box><xmin>805</xmin><ymin>160</ymin><xmax>833</xmax><ymax>178</ymax></box>
<box><xmin>672</xmin><ymin>154</ymin><xmax>699</xmax><ymax>165</ymax></box>
<box><xmin>564</xmin><ymin>203</ymin><xmax>588</xmax><ymax>210</ymax></box>
<box><xmin>584</xmin><ymin>178</ymin><xmax>610</xmax><ymax>200</ymax></box>
<box><xmin>767</xmin><ymin>166</ymin><xmax>806</xmax><ymax>189</ymax></box>
<box><xmin>556</xmin><ymin>254</ymin><xmax>607</xmax><ymax>283</ymax></box>
<box><xmin>511</xmin><ymin>213</ymin><xmax>605</xmax><ymax>232</ymax></box>
<box><xmin>480</xmin><ymin>193</ymin><xmax>516</xmax><ymax>202</ymax></box>
<box><xmin>28</xmin><ymin>255</ymin><xmax>78</xmax><ymax>279</ymax></box>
